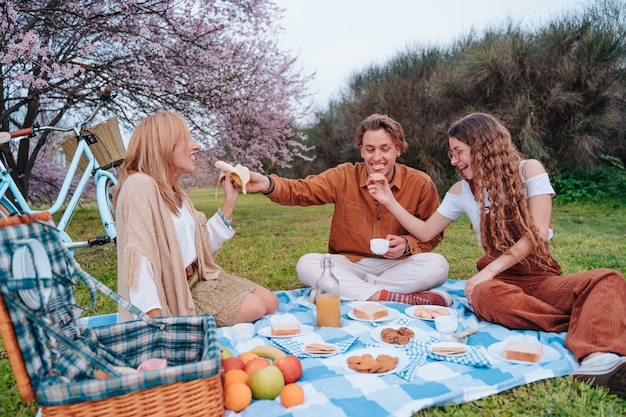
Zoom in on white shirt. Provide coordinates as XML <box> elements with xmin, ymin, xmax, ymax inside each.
<box><xmin>437</xmin><ymin>161</ymin><xmax>555</xmax><ymax>247</ymax></box>
<box><xmin>129</xmin><ymin>205</ymin><xmax>234</xmax><ymax>314</ymax></box>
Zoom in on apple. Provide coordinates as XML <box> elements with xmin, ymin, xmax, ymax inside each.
<box><xmin>248</xmin><ymin>364</ymin><xmax>285</xmax><ymax>400</ymax></box>
<box><xmin>244</xmin><ymin>357</ymin><xmax>271</xmax><ymax>375</ymax></box>
<box><xmin>221</xmin><ymin>345</ymin><xmax>234</xmax><ymax>359</ymax></box>
<box><xmin>274</xmin><ymin>355</ymin><xmax>303</xmax><ymax>384</ymax></box>
<box><xmin>222</xmin><ymin>357</ymin><xmax>245</xmax><ymax>372</ymax></box>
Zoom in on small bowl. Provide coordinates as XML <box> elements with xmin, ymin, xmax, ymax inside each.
<box><xmin>232</xmin><ymin>323</ymin><xmax>255</xmax><ymax>341</ymax></box>
<box><xmin>434</xmin><ymin>315</ymin><xmax>458</xmax><ymax>333</ymax></box>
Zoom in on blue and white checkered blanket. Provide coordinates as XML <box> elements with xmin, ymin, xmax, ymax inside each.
<box><xmin>218</xmin><ymin>280</ymin><xmax>577</xmax><ymax>417</ymax></box>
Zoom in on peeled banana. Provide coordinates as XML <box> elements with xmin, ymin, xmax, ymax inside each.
<box><xmin>215</xmin><ymin>160</ymin><xmax>251</xmax><ymax>195</ymax></box>
<box><xmin>250</xmin><ymin>345</ymin><xmax>287</xmax><ymax>361</ymax></box>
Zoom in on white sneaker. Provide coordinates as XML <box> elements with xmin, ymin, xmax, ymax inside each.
<box><xmin>571</xmin><ymin>352</ymin><xmax>626</xmax><ymax>398</ymax></box>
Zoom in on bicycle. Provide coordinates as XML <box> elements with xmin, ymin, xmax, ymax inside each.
<box><xmin>0</xmin><ymin>87</ymin><xmax>121</xmax><ymax>250</ymax></box>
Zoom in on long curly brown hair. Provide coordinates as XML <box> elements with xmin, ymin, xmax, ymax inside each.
<box><xmin>447</xmin><ymin>113</ymin><xmax>550</xmax><ymax>263</ymax></box>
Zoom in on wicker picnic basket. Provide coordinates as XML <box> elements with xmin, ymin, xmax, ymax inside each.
<box><xmin>59</xmin><ymin>117</ymin><xmax>126</xmax><ymax>171</ymax></box>
<box><xmin>0</xmin><ymin>213</ymin><xmax>224</xmax><ymax>417</ymax></box>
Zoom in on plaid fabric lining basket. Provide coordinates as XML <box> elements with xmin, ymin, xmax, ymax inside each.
<box><xmin>0</xmin><ymin>213</ymin><xmax>223</xmax><ymax>416</ymax></box>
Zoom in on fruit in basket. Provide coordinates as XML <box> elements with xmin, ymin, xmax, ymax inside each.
<box><xmin>222</xmin><ymin>356</ymin><xmax>245</xmax><ymax>372</ymax></box>
<box><xmin>221</xmin><ymin>345</ymin><xmax>234</xmax><ymax>359</ymax></box>
<box><xmin>248</xmin><ymin>364</ymin><xmax>285</xmax><ymax>400</ymax></box>
<box><xmin>239</xmin><ymin>351</ymin><xmax>259</xmax><ymax>364</ymax></box>
<box><xmin>274</xmin><ymin>355</ymin><xmax>303</xmax><ymax>384</ymax></box>
<box><xmin>223</xmin><ymin>369</ymin><xmax>249</xmax><ymax>388</ymax></box>
<box><xmin>244</xmin><ymin>357</ymin><xmax>271</xmax><ymax>375</ymax></box>
<box><xmin>250</xmin><ymin>345</ymin><xmax>287</xmax><ymax>360</ymax></box>
<box><xmin>224</xmin><ymin>382</ymin><xmax>252</xmax><ymax>412</ymax></box>
<box><xmin>280</xmin><ymin>383</ymin><xmax>305</xmax><ymax>407</ymax></box>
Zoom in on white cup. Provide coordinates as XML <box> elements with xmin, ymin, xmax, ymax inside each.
<box><xmin>370</xmin><ymin>238</ymin><xmax>390</xmax><ymax>255</ymax></box>
<box><xmin>232</xmin><ymin>323</ymin><xmax>255</xmax><ymax>341</ymax></box>
<box><xmin>434</xmin><ymin>315</ymin><xmax>458</xmax><ymax>334</ymax></box>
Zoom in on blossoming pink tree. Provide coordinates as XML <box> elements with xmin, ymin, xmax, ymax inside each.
<box><xmin>0</xmin><ymin>0</ymin><xmax>312</xmax><ymax>198</ymax></box>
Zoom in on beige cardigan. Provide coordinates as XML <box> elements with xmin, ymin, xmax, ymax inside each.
<box><xmin>116</xmin><ymin>173</ymin><xmax>222</xmax><ymax>321</ymax></box>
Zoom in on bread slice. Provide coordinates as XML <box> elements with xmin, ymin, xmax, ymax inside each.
<box><xmin>353</xmin><ymin>303</ymin><xmax>389</xmax><ymax>320</ymax></box>
<box><xmin>271</xmin><ymin>322</ymin><xmax>300</xmax><ymax>336</ymax></box>
<box><xmin>502</xmin><ymin>339</ymin><xmax>543</xmax><ymax>363</ymax></box>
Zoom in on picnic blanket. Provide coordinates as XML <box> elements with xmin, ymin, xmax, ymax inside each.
<box><xmin>219</xmin><ymin>279</ymin><xmax>578</xmax><ymax>417</ymax></box>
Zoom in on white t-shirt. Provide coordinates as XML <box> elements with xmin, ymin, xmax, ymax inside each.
<box><xmin>436</xmin><ymin>161</ymin><xmax>555</xmax><ymax>247</ymax></box>
<box><xmin>129</xmin><ymin>205</ymin><xmax>234</xmax><ymax>314</ymax></box>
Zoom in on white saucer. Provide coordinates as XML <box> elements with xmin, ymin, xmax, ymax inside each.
<box><xmin>487</xmin><ymin>341</ymin><xmax>561</xmax><ymax>365</ymax></box>
<box><xmin>428</xmin><ymin>341</ymin><xmax>471</xmax><ymax>357</ymax></box>
<box><xmin>257</xmin><ymin>324</ymin><xmax>314</xmax><ymax>338</ymax></box>
<box><xmin>347</xmin><ymin>307</ymin><xmax>400</xmax><ymax>323</ymax></box>
<box><xmin>404</xmin><ymin>305</ymin><xmax>457</xmax><ymax>321</ymax></box>
<box><xmin>369</xmin><ymin>325</ymin><xmax>429</xmax><ymax>348</ymax></box>
<box><xmin>340</xmin><ymin>347</ymin><xmax>409</xmax><ymax>376</ymax></box>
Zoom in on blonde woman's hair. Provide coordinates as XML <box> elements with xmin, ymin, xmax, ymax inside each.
<box><xmin>113</xmin><ymin>111</ymin><xmax>190</xmax><ymax>213</ymax></box>
<box><xmin>447</xmin><ymin>113</ymin><xmax>551</xmax><ymax>263</ymax></box>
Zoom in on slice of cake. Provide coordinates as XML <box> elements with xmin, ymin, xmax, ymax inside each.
<box><xmin>270</xmin><ymin>322</ymin><xmax>300</xmax><ymax>336</ymax></box>
<box><xmin>353</xmin><ymin>303</ymin><xmax>389</xmax><ymax>320</ymax></box>
<box><xmin>502</xmin><ymin>339</ymin><xmax>543</xmax><ymax>363</ymax></box>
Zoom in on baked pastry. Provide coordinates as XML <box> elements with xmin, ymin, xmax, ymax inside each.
<box><xmin>353</xmin><ymin>303</ymin><xmax>389</xmax><ymax>320</ymax></box>
<box><xmin>271</xmin><ymin>322</ymin><xmax>300</xmax><ymax>336</ymax></box>
<box><xmin>502</xmin><ymin>339</ymin><xmax>543</xmax><ymax>363</ymax></box>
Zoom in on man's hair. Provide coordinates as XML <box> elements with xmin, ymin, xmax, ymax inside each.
<box><xmin>355</xmin><ymin>114</ymin><xmax>408</xmax><ymax>153</ymax></box>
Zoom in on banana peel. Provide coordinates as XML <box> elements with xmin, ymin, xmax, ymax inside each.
<box><xmin>215</xmin><ymin>160</ymin><xmax>251</xmax><ymax>196</ymax></box>
<box><xmin>250</xmin><ymin>345</ymin><xmax>287</xmax><ymax>361</ymax></box>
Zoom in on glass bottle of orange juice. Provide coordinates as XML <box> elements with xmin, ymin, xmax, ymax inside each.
<box><xmin>315</xmin><ymin>254</ymin><xmax>341</xmax><ymax>327</ymax></box>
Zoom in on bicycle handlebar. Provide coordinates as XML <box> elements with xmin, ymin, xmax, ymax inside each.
<box><xmin>9</xmin><ymin>128</ymin><xmax>35</xmax><ymax>138</ymax></box>
<box><xmin>1</xmin><ymin>87</ymin><xmax>116</xmax><ymax>141</ymax></box>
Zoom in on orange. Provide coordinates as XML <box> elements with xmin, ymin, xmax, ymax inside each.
<box><xmin>224</xmin><ymin>382</ymin><xmax>252</xmax><ymax>412</ymax></box>
<box><xmin>223</xmin><ymin>369</ymin><xmax>249</xmax><ymax>388</ymax></box>
<box><xmin>239</xmin><ymin>351</ymin><xmax>259</xmax><ymax>364</ymax></box>
<box><xmin>280</xmin><ymin>383</ymin><xmax>304</xmax><ymax>408</ymax></box>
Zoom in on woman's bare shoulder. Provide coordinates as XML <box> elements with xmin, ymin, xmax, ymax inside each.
<box><xmin>448</xmin><ymin>181</ymin><xmax>464</xmax><ymax>195</ymax></box>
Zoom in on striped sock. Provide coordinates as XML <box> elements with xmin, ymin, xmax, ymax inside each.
<box><xmin>379</xmin><ymin>290</ymin><xmax>412</xmax><ymax>304</ymax></box>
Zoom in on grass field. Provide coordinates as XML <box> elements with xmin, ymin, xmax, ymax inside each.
<box><xmin>1</xmin><ymin>190</ymin><xmax>625</xmax><ymax>416</ymax></box>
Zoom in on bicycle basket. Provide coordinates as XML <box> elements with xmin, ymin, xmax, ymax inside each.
<box><xmin>59</xmin><ymin>118</ymin><xmax>126</xmax><ymax>171</ymax></box>
<box><xmin>0</xmin><ymin>215</ymin><xmax>223</xmax><ymax>417</ymax></box>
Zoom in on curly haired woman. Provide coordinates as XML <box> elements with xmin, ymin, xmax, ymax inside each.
<box><xmin>367</xmin><ymin>112</ymin><xmax>626</xmax><ymax>398</ymax></box>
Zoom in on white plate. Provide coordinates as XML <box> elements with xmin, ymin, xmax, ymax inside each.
<box><xmin>301</xmin><ymin>343</ymin><xmax>340</xmax><ymax>357</ymax></box>
<box><xmin>369</xmin><ymin>325</ymin><xmax>429</xmax><ymax>347</ymax></box>
<box><xmin>12</xmin><ymin>239</ymin><xmax>53</xmax><ymax>310</ymax></box>
<box><xmin>487</xmin><ymin>341</ymin><xmax>561</xmax><ymax>365</ymax></box>
<box><xmin>347</xmin><ymin>307</ymin><xmax>400</xmax><ymax>323</ymax></box>
<box><xmin>340</xmin><ymin>347</ymin><xmax>409</xmax><ymax>376</ymax></box>
<box><xmin>257</xmin><ymin>324</ymin><xmax>314</xmax><ymax>338</ymax></box>
<box><xmin>428</xmin><ymin>342</ymin><xmax>471</xmax><ymax>357</ymax></box>
<box><xmin>404</xmin><ymin>305</ymin><xmax>457</xmax><ymax>321</ymax></box>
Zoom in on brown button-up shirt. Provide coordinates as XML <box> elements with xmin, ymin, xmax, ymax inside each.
<box><xmin>267</xmin><ymin>162</ymin><xmax>443</xmax><ymax>262</ymax></box>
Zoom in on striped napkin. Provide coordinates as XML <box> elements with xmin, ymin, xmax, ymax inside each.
<box><xmin>271</xmin><ymin>337</ymin><xmax>358</xmax><ymax>358</ymax></box>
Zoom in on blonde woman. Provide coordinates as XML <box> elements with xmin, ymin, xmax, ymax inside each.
<box><xmin>114</xmin><ymin>111</ymin><xmax>277</xmax><ymax>327</ymax></box>
<box><xmin>367</xmin><ymin>112</ymin><xmax>626</xmax><ymax>398</ymax></box>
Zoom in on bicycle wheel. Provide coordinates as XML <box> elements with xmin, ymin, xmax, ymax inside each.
<box><xmin>96</xmin><ymin>175</ymin><xmax>117</xmax><ymax>242</ymax></box>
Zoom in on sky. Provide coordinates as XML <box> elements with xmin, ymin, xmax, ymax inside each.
<box><xmin>274</xmin><ymin>0</ymin><xmax>584</xmax><ymax>110</ymax></box>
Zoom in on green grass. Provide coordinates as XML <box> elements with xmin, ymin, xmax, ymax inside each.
<box><xmin>1</xmin><ymin>191</ymin><xmax>625</xmax><ymax>416</ymax></box>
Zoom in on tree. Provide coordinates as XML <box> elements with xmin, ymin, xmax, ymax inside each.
<box><xmin>0</xmin><ymin>0</ymin><xmax>312</xmax><ymax>199</ymax></box>
<box><xmin>304</xmin><ymin>0</ymin><xmax>626</xmax><ymax>195</ymax></box>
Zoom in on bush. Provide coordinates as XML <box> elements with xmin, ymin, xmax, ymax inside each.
<box><xmin>552</xmin><ymin>154</ymin><xmax>626</xmax><ymax>204</ymax></box>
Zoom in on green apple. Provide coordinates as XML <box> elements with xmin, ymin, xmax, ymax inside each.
<box><xmin>248</xmin><ymin>364</ymin><xmax>285</xmax><ymax>400</ymax></box>
<box><xmin>221</xmin><ymin>345</ymin><xmax>233</xmax><ymax>359</ymax></box>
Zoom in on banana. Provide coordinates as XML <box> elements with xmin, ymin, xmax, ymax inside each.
<box><xmin>215</xmin><ymin>160</ymin><xmax>251</xmax><ymax>195</ymax></box>
<box><xmin>250</xmin><ymin>345</ymin><xmax>287</xmax><ymax>361</ymax></box>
